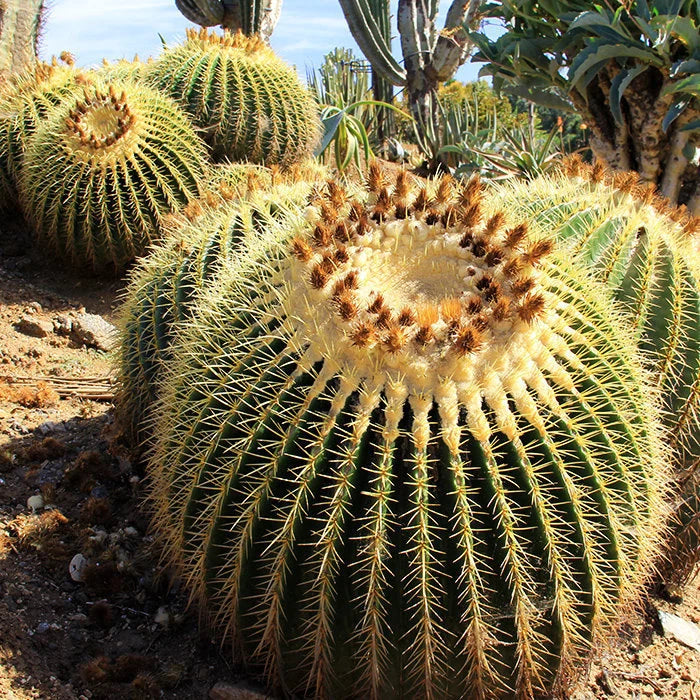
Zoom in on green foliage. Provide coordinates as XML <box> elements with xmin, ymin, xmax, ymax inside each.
<box><xmin>143</xmin><ymin>168</ymin><xmax>669</xmax><ymax>698</ymax></box>
<box><xmin>472</xmin><ymin>0</ymin><xmax>700</xmax><ymax>132</ymax></box>
<box><xmin>148</xmin><ymin>28</ymin><xmax>320</xmax><ymax>167</ymax></box>
<box><xmin>19</xmin><ymin>80</ymin><xmax>207</xmax><ymax>271</ymax></box>
<box><xmin>488</xmin><ymin>161</ymin><xmax>700</xmax><ymax>577</ymax></box>
<box><xmin>0</xmin><ymin>58</ymin><xmax>84</xmax><ymax>209</ymax></box>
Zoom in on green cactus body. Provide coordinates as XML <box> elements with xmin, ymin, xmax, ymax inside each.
<box><xmin>487</xmin><ymin>166</ymin><xmax>700</xmax><ymax>574</ymax></box>
<box><xmin>97</xmin><ymin>57</ymin><xmax>149</xmax><ymax>83</ymax></box>
<box><xmin>147</xmin><ymin>28</ymin><xmax>320</xmax><ymax>166</ymax></box>
<box><xmin>116</xmin><ymin>182</ymin><xmax>314</xmax><ymax>441</ymax></box>
<box><xmin>147</xmin><ymin>169</ymin><xmax>669</xmax><ymax>698</ymax></box>
<box><xmin>18</xmin><ymin>80</ymin><xmax>208</xmax><ymax>271</ymax></box>
<box><xmin>0</xmin><ymin>59</ymin><xmax>84</xmax><ymax>209</ymax></box>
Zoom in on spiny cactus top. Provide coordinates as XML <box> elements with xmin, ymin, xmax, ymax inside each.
<box><xmin>0</xmin><ymin>57</ymin><xmax>85</xmax><ymax>208</ymax></box>
<box><xmin>147</xmin><ymin>28</ymin><xmax>320</xmax><ymax>166</ymax></box>
<box><xmin>19</xmin><ymin>80</ymin><xmax>208</xmax><ymax>272</ymax></box>
<box><xmin>148</xmin><ymin>165</ymin><xmax>669</xmax><ymax>699</ymax></box>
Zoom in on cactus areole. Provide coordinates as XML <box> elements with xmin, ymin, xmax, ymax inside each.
<box><xmin>150</xmin><ymin>166</ymin><xmax>668</xmax><ymax>698</ymax></box>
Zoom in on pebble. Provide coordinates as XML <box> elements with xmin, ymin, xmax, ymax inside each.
<box><xmin>69</xmin><ymin>553</ymin><xmax>87</xmax><ymax>582</ymax></box>
<box><xmin>27</xmin><ymin>494</ymin><xmax>44</xmax><ymax>512</ymax></box>
<box><xmin>70</xmin><ymin>312</ymin><xmax>116</xmax><ymax>352</ymax></box>
<box><xmin>36</xmin><ymin>622</ymin><xmax>50</xmax><ymax>634</ymax></box>
<box><xmin>209</xmin><ymin>682</ymin><xmax>272</xmax><ymax>700</ymax></box>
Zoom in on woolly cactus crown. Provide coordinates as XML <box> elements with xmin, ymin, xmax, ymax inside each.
<box><xmin>148</xmin><ymin>165</ymin><xmax>670</xmax><ymax>699</ymax></box>
<box><xmin>147</xmin><ymin>28</ymin><xmax>320</xmax><ymax>166</ymax></box>
<box><xmin>19</xmin><ymin>78</ymin><xmax>208</xmax><ymax>271</ymax></box>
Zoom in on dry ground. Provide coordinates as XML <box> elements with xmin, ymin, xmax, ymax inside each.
<box><xmin>0</xmin><ymin>214</ymin><xmax>699</xmax><ymax>700</ymax></box>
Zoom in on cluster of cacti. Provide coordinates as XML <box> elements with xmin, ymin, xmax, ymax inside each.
<box><xmin>116</xmin><ymin>181</ymin><xmax>313</xmax><ymax>442</ymax></box>
<box><xmin>142</xmin><ymin>166</ymin><xmax>669</xmax><ymax>698</ymax></box>
<box><xmin>147</xmin><ymin>28</ymin><xmax>320</xmax><ymax>165</ymax></box>
<box><xmin>0</xmin><ymin>55</ymin><xmax>84</xmax><ymax>208</ymax></box>
<box><xmin>18</xmin><ymin>79</ymin><xmax>208</xmax><ymax>271</ymax></box>
<box><xmin>488</xmin><ymin>159</ymin><xmax>700</xmax><ymax>577</ymax></box>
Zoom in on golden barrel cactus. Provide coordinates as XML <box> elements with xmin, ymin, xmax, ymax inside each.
<box><xmin>18</xmin><ymin>80</ymin><xmax>208</xmax><ymax>271</ymax></box>
<box><xmin>145</xmin><ymin>166</ymin><xmax>670</xmax><ymax>698</ymax></box>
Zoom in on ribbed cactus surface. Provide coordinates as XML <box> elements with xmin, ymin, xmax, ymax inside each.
<box><xmin>116</xmin><ymin>182</ymin><xmax>312</xmax><ymax>442</ymax></box>
<box><xmin>147</xmin><ymin>29</ymin><xmax>320</xmax><ymax>166</ymax></box>
<box><xmin>18</xmin><ymin>80</ymin><xmax>208</xmax><ymax>271</ymax></box>
<box><xmin>0</xmin><ymin>58</ymin><xmax>83</xmax><ymax>208</ymax></box>
<box><xmin>488</xmin><ymin>162</ymin><xmax>700</xmax><ymax>576</ymax></box>
<box><xmin>147</xmin><ymin>167</ymin><xmax>669</xmax><ymax>699</ymax></box>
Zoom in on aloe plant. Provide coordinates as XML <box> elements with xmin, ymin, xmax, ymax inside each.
<box><xmin>144</xmin><ymin>165</ymin><xmax>669</xmax><ymax>699</ymax></box>
<box><xmin>471</xmin><ymin>0</ymin><xmax>700</xmax><ymax>212</ymax></box>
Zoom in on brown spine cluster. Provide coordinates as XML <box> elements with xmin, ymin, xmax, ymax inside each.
<box><xmin>65</xmin><ymin>86</ymin><xmax>135</xmax><ymax>149</ymax></box>
<box><xmin>294</xmin><ymin>165</ymin><xmax>554</xmax><ymax>357</ymax></box>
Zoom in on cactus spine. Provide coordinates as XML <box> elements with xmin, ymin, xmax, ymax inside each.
<box><xmin>0</xmin><ymin>58</ymin><xmax>83</xmax><ymax>208</ymax></box>
<box><xmin>147</xmin><ymin>166</ymin><xmax>669</xmax><ymax>699</ymax></box>
<box><xmin>116</xmin><ymin>181</ymin><xmax>312</xmax><ymax>442</ymax></box>
<box><xmin>18</xmin><ymin>80</ymin><xmax>208</xmax><ymax>271</ymax></box>
<box><xmin>488</xmin><ymin>161</ymin><xmax>700</xmax><ymax>577</ymax></box>
<box><xmin>147</xmin><ymin>28</ymin><xmax>320</xmax><ymax>166</ymax></box>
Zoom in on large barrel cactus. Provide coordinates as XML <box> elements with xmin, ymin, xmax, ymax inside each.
<box><xmin>18</xmin><ymin>80</ymin><xmax>208</xmax><ymax>271</ymax></box>
<box><xmin>116</xmin><ymin>181</ymin><xmax>312</xmax><ymax>442</ymax></box>
<box><xmin>147</xmin><ymin>167</ymin><xmax>669</xmax><ymax>698</ymax></box>
<box><xmin>0</xmin><ymin>57</ymin><xmax>84</xmax><ymax>208</ymax></box>
<box><xmin>147</xmin><ymin>28</ymin><xmax>320</xmax><ymax>166</ymax></box>
<box><xmin>488</xmin><ymin>160</ymin><xmax>700</xmax><ymax>577</ymax></box>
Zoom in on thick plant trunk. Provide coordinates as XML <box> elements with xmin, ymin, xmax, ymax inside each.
<box><xmin>0</xmin><ymin>0</ymin><xmax>43</xmax><ymax>80</ymax></box>
<box><xmin>573</xmin><ymin>62</ymin><xmax>699</xmax><ymax>211</ymax></box>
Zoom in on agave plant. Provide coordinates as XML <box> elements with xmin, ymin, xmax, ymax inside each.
<box><xmin>143</xmin><ymin>164</ymin><xmax>669</xmax><ymax>699</ymax></box>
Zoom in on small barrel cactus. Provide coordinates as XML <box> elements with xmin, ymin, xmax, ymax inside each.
<box><xmin>0</xmin><ymin>57</ymin><xmax>85</xmax><ymax>209</ymax></box>
<box><xmin>147</xmin><ymin>28</ymin><xmax>320</xmax><ymax>166</ymax></box>
<box><xmin>147</xmin><ymin>166</ymin><xmax>669</xmax><ymax>698</ymax></box>
<box><xmin>116</xmin><ymin>181</ymin><xmax>312</xmax><ymax>442</ymax></box>
<box><xmin>488</xmin><ymin>161</ymin><xmax>700</xmax><ymax>577</ymax></box>
<box><xmin>18</xmin><ymin>80</ymin><xmax>208</xmax><ymax>271</ymax></box>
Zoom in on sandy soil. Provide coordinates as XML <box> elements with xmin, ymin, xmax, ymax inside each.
<box><xmin>0</xmin><ymin>213</ymin><xmax>698</xmax><ymax>700</ymax></box>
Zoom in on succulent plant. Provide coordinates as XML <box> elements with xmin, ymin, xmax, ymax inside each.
<box><xmin>0</xmin><ymin>56</ymin><xmax>84</xmax><ymax>209</ymax></box>
<box><xmin>146</xmin><ymin>165</ymin><xmax>669</xmax><ymax>699</ymax></box>
<box><xmin>487</xmin><ymin>159</ymin><xmax>700</xmax><ymax>578</ymax></box>
<box><xmin>18</xmin><ymin>80</ymin><xmax>208</xmax><ymax>271</ymax></box>
<box><xmin>97</xmin><ymin>56</ymin><xmax>149</xmax><ymax>83</ymax></box>
<box><xmin>116</xmin><ymin>180</ymin><xmax>314</xmax><ymax>443</ymax></box>
<box><xmin>147</xmin><ymin>28</ymin><xmax>320</xmax><ymax>166</ymax></box>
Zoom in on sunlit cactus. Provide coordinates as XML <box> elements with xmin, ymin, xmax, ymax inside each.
<box><xmin>0</xmin><ymin>56</ymin><xmax>85</xmax><ymax>208</ymax></box>
<box><xmin>488</xmin><ymin>159</ymin><xmax>700</xmax><ymax>578</ymax></box>
<box><xmin>97</xmin><ymin>56</ymin><xmax>150</xmax><ymax>82</ymax></box>
<box><xmin>147</xmin><ymin>28</ymin><xmax>320</xmax><ymax>166</ymax></box>
<box><xmin>146</xmin><ymin>165</ymin><xmax>669</xmax><ymax>699</ymax></box>
<box><xmin>18</xmin><ymin>80</ymin><xmax>208</xmax><ymax>271</ymax></box>
<box><xmin>115</xmin><ymin>181</ymin><xmax>314</xmax><ymax>443</ymax></box>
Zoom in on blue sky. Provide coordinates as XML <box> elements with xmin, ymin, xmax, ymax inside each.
<box><xmin>39</xmin><ymin>0</ymin><xmax>488</xmax><ymax>85</ymax></box>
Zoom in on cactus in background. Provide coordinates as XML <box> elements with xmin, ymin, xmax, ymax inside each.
<box><xmin>116</xmin><ymin>181</ymin><xmax>312</xmax><ymax>443</ymax></box>
<box><xmin>146</xmin><ymin>165</ymin><xmax>669</xmax><ymax>698</ymax></box>
<box><xmin>338</xmin><ymin>0</ymin><xmax>479</xmax><ymax>170</ymax></box>
<box><xmin>0</xmin><ymin>0</ymin><xmax>44</xmax><ymax>80</ymax></box>
<box><xmin>0</xmin><ymin>57</ymin><xmax>84</xmax><ymax>209</ymax></box>
<box><xmin>19</xmin><ymin>80</ymin><xmax>208</xmax><ymax>272</ymax></box>
<box><xmin>147</xmin><ymin>29</ymin><xmax>320</xmax><ymax>166</ymax></box>
<box><xmin>175</xmin><ymin>0</ymin><xmax>282</xmax><ymax>41</ymax></box>
<box><xmin>488</xmin><ymin>160</ymin><xmax>700</xmax><ymax>578</ymax></box>
<box><xmin>97</xmin><ymin>56</ymin><xmax>150</xmax><ymax>82</ymax></box>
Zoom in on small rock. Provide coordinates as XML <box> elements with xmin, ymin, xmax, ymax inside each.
<box><xmin>16</xmin><ymin>314</ymin><xmax>54</xmax><ymax>338</ymax></box>
<box><xmin>36</xmin><ymin>622</ymin><xmax>50</xmax><ymax>634</ymax></box>
<box><xmin>70</xmin><ymin>312</ymin><xmax>116</xmax><ymax>351</ymax></box>
<box><xmin>209</xmin><ymin>683</ymin><xmax>272</xmax><ymax>700</ymax></box>
<box><xmin>154</xmin><ymin>606</ymin><xmax>172</xmax><ymax>628</ymax></box>
<box><xmin>27</xmin><ymin>494</ymin><xmax>44</xmax><ymax>512</ymax></box>
<box><xmin>69</xmin><ymin>553</ymin><xmax>88</xmax><ymax>582</ymax></box>
<box><xmin>658</xmin><ymin>610</ymin><xmax>700</xmax><ymax>651</ymax></box>
<box><xmin>53</xmin><ymin>315</ymin><xmax>73</xmax><ymax>335</ymax></box>
<box><xmin>36</xmin><ymin>421</ymin><xmax>67</xmax><ymax>436</ymax></box>
<box><xmin>662</xmin><ymin>581</ymin><xmax>684</xmax><ymax>603</ymax></box>
<box><xmin>27</xmin><ymin>302</ymin><xmax>43</xmax><ymax>313</ymax></box>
